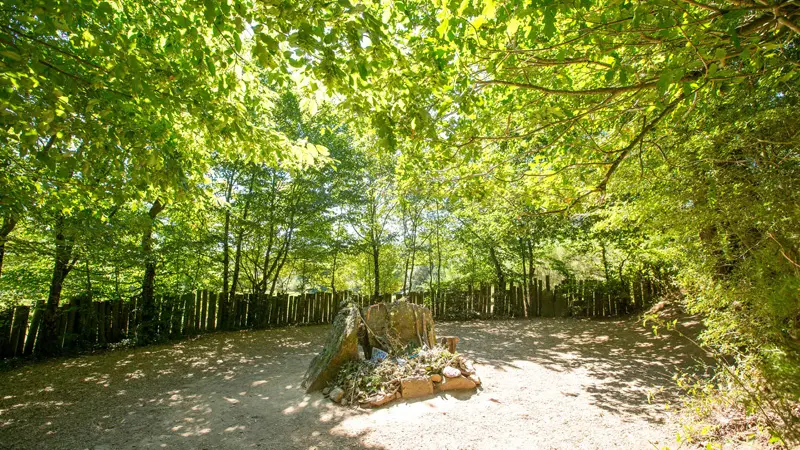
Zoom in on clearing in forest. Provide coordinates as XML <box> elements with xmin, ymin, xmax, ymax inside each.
<box><xmin>0</xmin><ymin>318</ymin><xmax>708</xmax><ymax>449</ymax></box>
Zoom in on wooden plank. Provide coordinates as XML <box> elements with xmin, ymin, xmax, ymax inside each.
<box><xmin>247</xmin><ymin>294</ymin><xmax>256</xmax><ymax>328</ymax></box>
<box><xmin>0</xmin><ymin>307</ymin><xmax>13</xmax><ymax>358</ymax></box>
<box><xmin>229</xmin><ymin>293</ymin><xmax>238</xmax><ymax>329</ymax></box>
<box><xmin>56</xmin><ymin>306</ymin><xmax>68</xmax><ymax>349</ymax></box>
<box><xmin>272</xmin><ymin>295</ymin><xmax>280</xmax><ymax>326</ymax></box>
<box><xmin>96</xmin><ymin>301</ymin><xmax>107</xmax><ymax>346</ymax></box>
<box><xmin>110</xmin><ymin>300</ymin><xmax>121</xmax><ymax>343</ymax></box>
<box><xmin>9</xmin><ymin>305</ymin><xmax>30</xmax><ymax>357</ymax></box>
<box><xmin>166</xmin><ymin>296</ymin><xmax>178</xmax><ymax>338</ymax></box>
<box><xmin>23</xmin><ymin>301</ymin><xmax>42</xmax><ymax>356</ymax></box>
<box><xmin>83</xmin><ymin>296</ymin><xmax>97</xmax><ymax>346</ymax></box>
<box><xmin>239</xmin><ymin>294</ymin><xmax>247</xmax><ymax>328</ymax></box>
<box><xmin>219</xmin><ymin>292</ymin><xmax>226</xmax><ymax>330</ymax></box>
<box><xmin>207</xmin><ymin>292</ymin><xmax>217</xmax><ymax>330</ymax></box>
<box><xmin>182</xmin><ymin>293</ymin><xmax>192</xmax><ymax>334</ymax></box>
<box><xmin>200</xmin><ymin>290</ymin><xmax>208</xmax><ymax>331</ymax></box>
<box><xmin>163</xmin><ymin>297</ymin><xmax>173</xmax><ymax>337</ymax></box>
<box><xmin>193</xmin><ymin>291</ymin><xmax>202</xmax><ymax>331</ymax></box>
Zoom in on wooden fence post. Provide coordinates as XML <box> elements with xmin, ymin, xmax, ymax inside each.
<box><xmin>208</xmin><ymin>292</ymin><xmax>217</xmax><ymax>330</ymax></box>
<box><xmin>182</xmin><ymin>293</ymin><xmax>193</xmax><ymax>335</ymax></box>
<box><xmin>200</xmin><ymin>291</ymin><xmax>208</xmax><ymax>331</ymax></box>
<box><xmin>23</xmin><ymin>301</ymin><xmax>42</xmax><ymax>356</ymax></box>
<box><xmin>96</xmin><ymin>301</ymin><xmax>107</xmax><ymax>346</ymax></box>
<box><xmin>0</xmin><ymin>307</ymin><xmax>13</xmax><ymax>358</ymax></box>
<box><xmin>9</xmin><ymin>306</ymin><xmax>30</xmax><ymax>357</ymax></box>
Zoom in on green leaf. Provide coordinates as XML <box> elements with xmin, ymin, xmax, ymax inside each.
<box><xmin>543</xmin><ymin>8</ymin><xmax>557</xmax><ymax>38</ymax></box>
<box><xmin>482</xmin><ymin>0</ymin><xmax>496</xmax><ymax>20</ymax></box>
<box><xmin>437</xmin><ymin>17</ymin><xmax>449</xmax><ymax>38</ymax></box>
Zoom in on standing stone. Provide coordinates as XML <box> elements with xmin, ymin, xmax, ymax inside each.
<box><xmin>363</xmin><ymin>300</ymin><xmax>436</xmax><ymax>353</ymax></box>
<box><xmin>302</xmin><ymin>305</ymin><xmax>360</xmax><ymax>392</ymax></box>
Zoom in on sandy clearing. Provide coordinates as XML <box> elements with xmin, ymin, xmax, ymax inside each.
<box><xmin>0</xmin><ymin>318</ymin><xmax>709</xmax><ymax>450</ymax></box>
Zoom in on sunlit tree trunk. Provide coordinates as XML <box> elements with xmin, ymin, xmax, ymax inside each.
<box><xmin>138</xmin><ymin>199</ymin><xmax>164</xmax><ymax>345</ymax></box>
<box><xmin>0</xmin><ymin>215</ymin><xmax>18</xmax><ymax>277</ymax></box>
<box><xmin>36</xmin><ymin>212</ymin><xmax>75</xmax><ymax>355</ymax></box>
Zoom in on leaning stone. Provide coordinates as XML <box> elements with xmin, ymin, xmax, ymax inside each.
<box><xmin>430</xmin><ymin>374</ymin><xmax>442</xmax><ymax>383</ymax></box>
<box><xmin>401</xmin><ymin>376</ymin><xmax>434</xmax><ymax>399</ymax></box>
<box><xmin>437</xmin><ymin>375</ymin><xmax>477</xmax><ymax>392</ymax></box>
<box><xmin>329</xmin><ymin>387</ymin><xmax>345</xmax><ymax>403</ymax></box>
<box><xmin>302</xmin><ymin>305</ymin><xmax>360</xmax><ymax>393</ymax></box>
<box><xmin>443</xmin><ymin>366</ymin><xmax>461</xmax><ymax>378</ymax></box>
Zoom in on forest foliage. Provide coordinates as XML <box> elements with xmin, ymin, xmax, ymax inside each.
<box><xmin>1</xmin><ymin>0</ymin><xmax>798</xmax><ymax>442</ymax></box>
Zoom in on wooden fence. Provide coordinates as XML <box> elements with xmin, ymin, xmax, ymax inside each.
<box><xmin>0</xmin><ymin>275</ymin><xmax>662</xmax><ymax>359</ymax></box>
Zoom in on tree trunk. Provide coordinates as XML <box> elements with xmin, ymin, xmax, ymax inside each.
<box><xmin>222</xmin><ymin>172</ymin><xmax>235</xmax><ymax>295</ymax></box>
<box><xmin>489</xmin><ymin>246</ymin><xmax>505</xmax><ymax>289</ymax></box>
<box><xmin>601</xmin><ymin>243</ymin><xmax>611</xmax><ymax>283</ymax></box>
<box><xmin>372</xmin><ymin>242</ymin><xmax>380</xmax><ymax>298</ymax></box>
<box><xmin>408</xmin><ymin>244</ymin><xmax>416</xmax><ymax>293</ymax></box>
<box><xmin>527</xmin><ymin>239</ymin><xmax>537</xmax><ymax>317</ymax></box>
<box><xmin>0</xmin><ymin>215</ymin><xmax>18</xmax><ymax>277</ymax></box>
<box><xmin>230</xmin><ymin>173</ymin><xmax>255</xmax><ymax>299</ymax></box>
<box><xmin>520</xmin><ymin>238</ymin><xmax>528</xmax><ymax>318</ymax></box>
<box><xmin>137</xmin><ymin>199</ymin><xmax>164</xmax><ymax>345</ymax></box>
<box><xmin>402</xmin><ymin>255</ymin><xmax>409</xmax><ymax>294</ymax></box>
<box><xmin>489</xmin><ymin>245</ymin><xmax>505</xmax><ymax>315</ymax></box>
<box><xmin>36</xmin><ymin>212</ymin><xmax>75</xmax><ymax>356</ymax></box>
<box><xmin>223</xmin><ymin>210</ymin><xmax>230</xmax><ymax>294</ymax></box>
<box><xmin>269</xmin><ymin>229</ymin><xmax>293</xmax><ymax>296</ymax></box>
<box><xmin>330</xmin><ymin>245</ymin><xmax>338</xmax><ymax>295</ymax></box>
<box><xmin>428</xmin><ymin>246</ymin><xmax>435</xmax><ymax>313</ymax></box>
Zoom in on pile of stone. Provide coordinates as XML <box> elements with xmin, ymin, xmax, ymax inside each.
<box><xmin>302</xmin><ymin>299</ymin><xmax>481</xmax><ymax>408</ymax></box>
<box><xmin>325</xmin><ymin>350</ymin><xmax>481</xmax><ymax>408</ymax></box>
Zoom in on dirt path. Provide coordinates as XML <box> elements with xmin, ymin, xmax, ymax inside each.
<box><xmin>0</xmin><ymin>318</ymin><xmax>709</xmax><ymax>449</ymax></box>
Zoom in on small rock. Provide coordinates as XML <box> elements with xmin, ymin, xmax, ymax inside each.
<box><xmin>395</xmin><ymin>391</ymin><xmax>402</xmax><ymax>399</ymax></box>
<box><xmin>329</xmin><ymin>386</ymin><xmax>345</xmax><ymax>403</ymax></box>
<box><xmin>437</xmin><ymin>375</ymin><xmax>476</xmax><ymax>392</ymax></box>
<box><xmin>341</xmin><ymin>399</ymin><xmax>348</xmax><ymax>406</ymax></box>
<box><xmin>322</xmin><ymin>387</ymin><xmax>332</xmax><ymax>396</ymax></box>
<box><xmin>401</xmin><ymin>376</ymin><xmax>434</xmax><ymax>399</ymax></box>
<box><xmin>430</xmin><ymin>374</ymin><xmax>442</xmax><ymax>383</ymax></box>
<box><xmin>443</xmin><ymin>366</ymin><xmax>461</xmax><ymax>378</ymax></box>
<box><xmin>468</xmin><ymin>374</ymin><xmax>481</xmax><ymax>386</ymax></box>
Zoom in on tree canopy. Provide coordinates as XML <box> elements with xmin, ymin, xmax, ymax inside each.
<box><xmin>1</xmin><ymin>0</ymin><xmax>798</xmax><ymax>442</ymax></box>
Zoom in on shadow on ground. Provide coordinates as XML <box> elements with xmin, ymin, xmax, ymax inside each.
<box><xmin>448</xmin><ymin>317</ymin><xmax>712</xmax><ymax>424</ymax></box>
<box><xmin>0</xmin><ymin>317</ymin><xmax>711</xmax><ymax>449</ymax></box>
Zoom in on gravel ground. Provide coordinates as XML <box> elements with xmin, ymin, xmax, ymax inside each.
<box><xmin>0</xmin><ymin>317</ymin><xmax>710</xmax><ymax>449</ymax></box>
